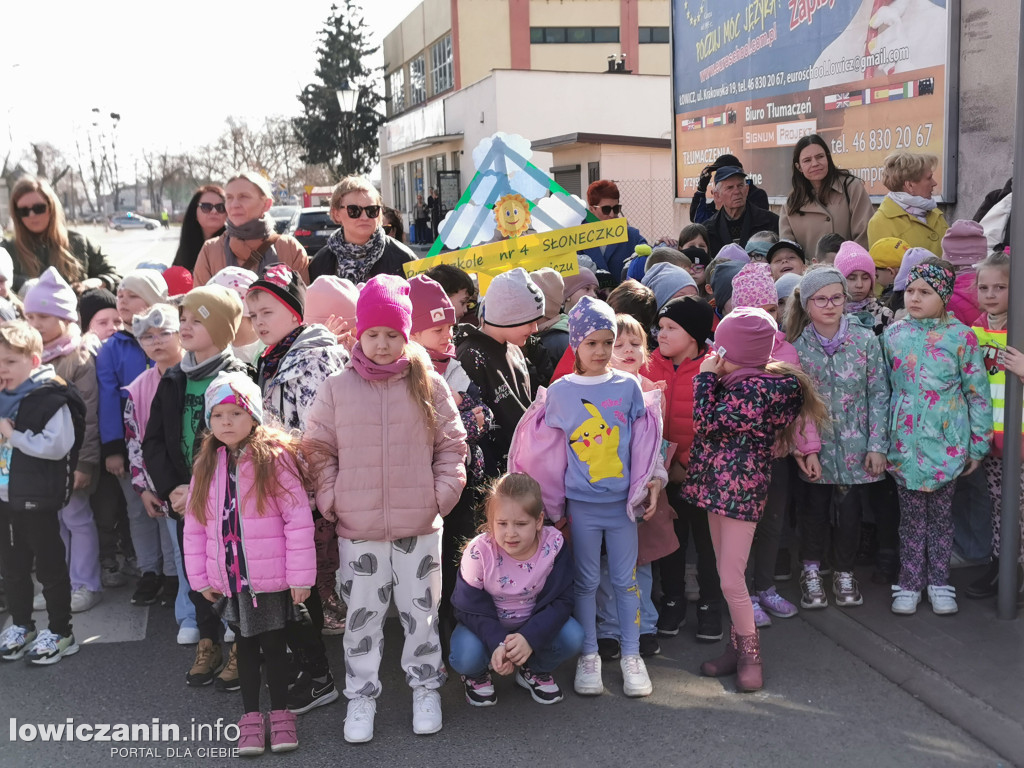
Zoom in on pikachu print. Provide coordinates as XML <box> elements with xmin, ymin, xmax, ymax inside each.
<box><xmin>569</xmin><ymin>400</ymin><xmax>623</xmax><ymax>482</ymax></box>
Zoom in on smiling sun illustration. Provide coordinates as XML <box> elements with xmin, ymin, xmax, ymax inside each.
<box><xmin>493</xmin><ymin>194</ymin><xmax>531</xmax><ymax>238</ymax></box>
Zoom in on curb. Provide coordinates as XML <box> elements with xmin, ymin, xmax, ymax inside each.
<box><xmin>798</xmin><ymin>607</ymin><xmax>1024</xmax><ymax>767</ymax></box>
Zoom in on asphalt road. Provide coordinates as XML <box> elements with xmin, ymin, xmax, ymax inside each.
<box><xmin>0</xmin><ymin>587</ymin><xmax>1005</xmax><ymax>768</ymax></box>
<box><xmin>77</xmin><ymin>224</ymin><xmax>180</xmax><ymax>276</ymax></box>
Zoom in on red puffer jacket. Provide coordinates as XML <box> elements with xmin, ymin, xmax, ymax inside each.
<box><xmin>642</xmin><ymin>350</ymin><xmax>704</xmax><ymax>468</ymax></box>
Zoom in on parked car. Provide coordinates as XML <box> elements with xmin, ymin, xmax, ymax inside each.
<box><xmin>288</xmin><ymin>207</ymin><xmax>340</xmax><ymax>252</ymax></box>
<box><xmin>269</xmin><ymin>205</ymin><xmax>299</xmax><ymax>234</ymax></box>
<box><xmin>109</xmin><ymin>213</ymin><xmax>160</xmax><ymax>231</ymax></box>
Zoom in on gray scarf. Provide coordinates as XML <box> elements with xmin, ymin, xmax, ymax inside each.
<box><xmin>180</xmin><ymin>349</ymin><xmax>237</xmax><ymax>381</ymax></box>
<box><xmin>326</xmin><ymin>226</ymin><xmax>387</xmax><ymax>283</ymax></box>
<box><xmin>226</xmin><ymin>214</ymin><xmax>275</xmax><ymax>241</ymax></box>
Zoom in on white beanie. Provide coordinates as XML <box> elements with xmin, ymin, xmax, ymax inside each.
<box><xmin>480</xmin><ymin>268</ymin><xmax>545</xmax><ymax>328</ymax></box>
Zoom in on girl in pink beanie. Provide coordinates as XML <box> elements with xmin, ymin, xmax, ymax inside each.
<box><xmin>681</xmin><ymin>307</ymin><xmax>826</xmax><ymax>693</ymax></box>
<box><xmin>834</xmin><ymin>241</ymin><xmax>895</xmax><ymax>335</ymax></box>
<box><xmin>302</xmin><ymin>273</ymin><xmax>468</xmax><ymax>744</ymax></box>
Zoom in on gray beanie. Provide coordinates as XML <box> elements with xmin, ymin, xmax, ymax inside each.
<box><xmin>798</xmin><ymin>267</ymin><xmax>847</xmax><ymax>309</ymax></box>
<box><xmin>120</xmin><ymin>269</ymin><xmax>169</xmax><ymax>307</ymax></box>
<box><xmin>132</xmin><ymin>303</ymin><xmax>180</xmax><ymax>336</ymax></box>
<box><xmin>641</xmin><ymin>262</ymin><xmax>697</xmax><ymax>309</ymax></box>
<box><xmin>774</xmin><ymin>272</ymin><xmax>802</xmax><ymax>301</ymax></box>
<box><xmin>481</xmin><ymin>267</ymin><xmax>546</xmax><ymax>328</ymax></box>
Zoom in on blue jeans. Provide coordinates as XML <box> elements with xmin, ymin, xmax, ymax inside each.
<box><xmin>164</xmin><ymin>517</ymin><xmax>195</xmax><ymax>629</ymax></box>
<box><xmin>568</xmin><ymin>498</ymin><xmax>640</xmax><ymax>656</ymax></box>
<box><xmin>952</xmin><ymin>468</ymin><xmax>994</xmax><ymax>561</ymax></box>
<box><xmin>597</xmin><ymin>560</ymin><xmax>657</xmax><ymax>637</ymax></box>
<box><xmin>448</xmin><ymin>618</ymin><xmax>584</xmax><ymax>675</ymax></box>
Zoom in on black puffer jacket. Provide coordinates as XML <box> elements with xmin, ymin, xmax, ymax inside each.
<box><xmin>308</xmin><ymin>235</ymin><xmax>417</xmax><ymax>282</ymax></box>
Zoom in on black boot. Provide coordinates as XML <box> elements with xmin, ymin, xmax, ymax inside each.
<box><xmin>965</xmin><ymin>560</ymin><xmax>1000</xmax><ymax>599</ymax></box>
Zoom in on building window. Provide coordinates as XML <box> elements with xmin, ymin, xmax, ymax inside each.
<box><xmin>430</xmin><ymin>35</ymin><xmax>453</xmax><ymax>95</ymax></box>
<box><xmin>389</xmin><ymin>69</ymin><xmax>405</xmax><ymax>114</ymax></box>
<box><xmin>409</xmin><ymin>56</ymin><xmax>426</xmax><ymax>105</ymax></box>
<box><xmin>639</xmin><ymin>26</ymin><xmax>670</xmax><ymax>44</ymax></box>
<box><xmin>530</xmin><ymin>27</ymin><xmax>619</xmax><ymax>44</ymax></box>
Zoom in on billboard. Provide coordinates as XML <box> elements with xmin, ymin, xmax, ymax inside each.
<box><xmin>671</xmin><ymin>0</ymin><xmax>956</xmax><ymax>201</ymax></box>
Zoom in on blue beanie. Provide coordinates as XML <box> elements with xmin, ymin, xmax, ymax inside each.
<box><xmin>568</xmin><ymin>296</ymin><xmax>617</xmax><ymax>351</ymax></box>
<box><xmin>641</xmin><ymin>262</ymin><xmax>697</xmax><ymax>310</ymax></box>
<box><xmin>774</xmin><ymin>272</ymin><xmax>802</xmax><ymax>301</ymax></box>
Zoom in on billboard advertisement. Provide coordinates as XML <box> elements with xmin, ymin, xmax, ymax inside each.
<box><xmin>671</xmin><ymin>0</ymin><xmax>955</xmax><ymax>200</ymax></box>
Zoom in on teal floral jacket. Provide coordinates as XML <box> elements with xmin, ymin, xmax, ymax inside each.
<box><xmin>882</xmin><ymin>316</ymin><xmax>993</xmax><ymax>491</ymax></box>
<box><xmin>793</xmin><ymin>318</ymin><xmax>890</xmax><ymax>485</ymax></box>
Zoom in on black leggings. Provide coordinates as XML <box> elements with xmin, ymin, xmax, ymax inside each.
<box><xmin>237</xmin><ymin>628</ymin><xmax>290</xmax><ymax>713</ymax></box>
<box><xmin>658</xmin><ymin>484</ymin><xmax>722</xmax><ymax>604</ymax></box>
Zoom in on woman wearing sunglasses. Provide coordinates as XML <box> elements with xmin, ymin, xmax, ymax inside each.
<box><xmin>172</xmin><ymin>186</ymin><xmax>228</xmax><ymax>273</ymax></box>
<box><xmin>4</xmin><ymin>176</ymin><xmax>119</xmax><ymax>295</ymax></box>
<box><xmin>193</xmin><ymin>171</ymin><xmax>309</xmax><ymax>286</ymax></box>
<box><xmin>576</xmin><ymin>179</ymin><xmax>647</xmax><ymax>286</ymax></box>
<box><xmin>308</xmin><ymin>176</ymin><xmax>416</xmax><ymax>283</ymax></box>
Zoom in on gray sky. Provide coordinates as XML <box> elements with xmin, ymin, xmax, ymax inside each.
<box><xmin>1</xmin><ymin>0</ymin><xmax>419</xmax><ymax>174</ymax></box>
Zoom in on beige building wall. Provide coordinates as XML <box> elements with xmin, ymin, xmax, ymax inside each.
<box><xmin>455</xmin><ymin>0</ymin><xmax>513</xmax><ymax>88</ymax></box>
<box><xmin>528</xmin><ymin>0</ymin><xmax>622</xmax><ymax>73</ymax></box>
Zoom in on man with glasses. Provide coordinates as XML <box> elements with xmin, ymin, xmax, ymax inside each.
<box><xmin>705</xmin><ymin>167</ymin><xmax>779</xmax><ymax>258</ymax></box>
<box><xmin>577</xmin><ymin>179</ymin><xmax>648</xmax><ymax>287</ymax></box>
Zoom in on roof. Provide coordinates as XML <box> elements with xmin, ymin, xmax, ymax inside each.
<box><xmin>531</xmin><ymin>132</ymin><xmax>671</xmax><ymax>151</ymax></box>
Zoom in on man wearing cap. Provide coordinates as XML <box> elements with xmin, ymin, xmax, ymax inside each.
<box><xmin>691</xmin><ymin>155</ymin><xmax>771</xmax><ymax>225</ymax></box>
<box><xmin>705</xmin><ymin>167</ymin><xmax>779</xmax><ymax>258</ymax></box>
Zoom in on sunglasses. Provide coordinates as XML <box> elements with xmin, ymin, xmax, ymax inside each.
<box><xmin>198</xmin><ymin>202</ymin><xmax>226</xmax><ymax>214</ymax></box>
<box><xmin>16</xmin><ymin>203</ymin><xmax>48</xmax><ymax>218</ymax></box>
<box><xmin>345</xmin><ymin>204</ymin><xmax>381</xmax><ymax>219</ymax></box>
<box><xmin>593</xmin><ymin>204</ymin><xmax>622</xmax><ymax>215</ymax></box>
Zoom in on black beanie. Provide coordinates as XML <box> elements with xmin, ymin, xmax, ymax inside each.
<box><xmin>247</xmin><ymin>264</ymin><xmax>306</xmax><ymax>322</ymax></box>
<box><xmin>658</xmin><ymin>296</ymin><xmax>714</xmax><ymax>352</ymax></box>
<box><xmin>78</xmin><ymin>288</ymin><xmax>117</xmax><ymax>331</ymax></box>
<box><xmin>682</xmin><ymin>246</ymin><xmax>710</xmax><ymax>266</ymax></box>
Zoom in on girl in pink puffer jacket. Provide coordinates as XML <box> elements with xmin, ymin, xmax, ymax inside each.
<box><xmin>184</xmin><ymin>371</ymin><xmax>315</xmax><ymax>757</ymax></box>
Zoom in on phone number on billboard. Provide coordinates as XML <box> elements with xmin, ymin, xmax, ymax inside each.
<box><xmin>831</xmin><ymin>124</ymin><xmax>934</xmax><ymax>155</ymax></box>
<box><xmin>742</xmin><ymin>73</ymin><xmax>786</xmax><ymax>91</ymax></box>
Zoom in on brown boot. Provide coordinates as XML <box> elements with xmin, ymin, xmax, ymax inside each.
<box><xmin>700</xmin><ymin>626</ymin><xmax>738</xmax><ymax>677</ymax></box>
<box><xmin>736</xmin><ymin>631</ymin><xmax>763</xmax><ymax>692</ymax></box>
<box><xmin>186</xmin><ymin>638</ymin><xmax>223</xmax><ymax>687</ymax></box>
<box><xmin>215</xmin><ymin>643</ymin><xmax>239</xmax><ymax>691</ymax></box>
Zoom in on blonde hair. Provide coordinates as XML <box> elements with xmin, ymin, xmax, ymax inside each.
<box><xmin>614</xmin><ymin>313</ymin><xmax>650</xmax><ymax>367</ymax></box>
<box><xmin>481</xmin><ymin>473</ymin><xmax>544</xmax><ymax>535</ymax></box>
<box><xmin>9</xmin><ymin>177</ymin><xmax>82</xmax><ymax>284</ymax></box>
<box><xmin>330</xmin><ymin>176</ymin><xmax>382</xmax><ymax>210</ymax></box>
<box><xmin>225</xmin><ymin>170</ymin><xmax>272</xmax><ymax>198</ymax></box>
<box><xmin>0</xmin><ymin>319</ymin><xmax>44</xmax><ymax>357</ymax></box>
<box><xmin>882</xmin><ymin>152</ymin><xmax>938</xmax><ymax>192</ymax></box>
<box><xmin>188</xmin><ymin>425</ymin><xmax>308</xmax><ymax>526</ymax></box>
<box><xmin>763</xmin><ymin>360</ymin><xmax>830</xmax><ymax>454</ymax></box>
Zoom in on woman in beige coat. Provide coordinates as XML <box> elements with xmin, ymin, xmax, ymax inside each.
<box><xmin>779</xmin><ymin>134</ymin><xmax>873</xmax><ymax>254</ymax></box>
<box><xmin>193</xmin><ymin>171</ymin><xmax>309</xmax><ymax>285</ymax></box>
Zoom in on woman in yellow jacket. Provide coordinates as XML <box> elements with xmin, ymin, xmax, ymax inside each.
<box><xmin>867</xmin><ymin>152</ymin><xmax>948</xmax><ymax>255</ymax></box>
<box><xmin>779</xmin><ymin>135</ymin><xmax>873</xmax><ymax>254</ymax></box>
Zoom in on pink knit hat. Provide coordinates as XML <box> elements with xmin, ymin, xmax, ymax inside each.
<box><xmin>25</xmin><ymin>267</ymin><xmax>77</xmax><ymax>323</ymax></box>
<box><xmin>408</xmin><ymin>275</ymin><xmax>456</xmax><ymax>334</ymax></box>
<box><xmin>731</xmin><ymin>262</ymin><xmax>778</xmax><ymax>309</ymax></box>
<box><xmin>712</xmin><ymin>307</ymin><xmax>777</xmax><ymax>368</ymax></box>
<box><xmin>356</xmin><ymin>274</ymin><xmax>412</xmax><ymax>341</ymax></box>
<box><xmin>942</xmin><ymin>219</ymin><xmax>987</xmax><ymax>269</ymax></box>
<box><xmin>305</xmin><ymin>276</ymin><xmax>359</xmax><ymax>326</ymax></box>
<box><xmin>833</xmin><ymin>241</ymin><xmax>876</xmax><ymax>293</ymax></box>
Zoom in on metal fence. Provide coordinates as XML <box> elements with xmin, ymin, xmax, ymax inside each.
<box><xmin>616</xmin><ymin>178</ymin><xmax>677</xmax><ymax>243</ymax></box>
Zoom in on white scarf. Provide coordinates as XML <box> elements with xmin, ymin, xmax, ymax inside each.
<box><xmin>888</xmin><ymin>191</ymin><xmax>937</xmax><ymax>223</ymax></box>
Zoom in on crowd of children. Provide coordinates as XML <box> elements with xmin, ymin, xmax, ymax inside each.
<box><xmin>0</xmin><ymin>175</ymin><xmax>1021</xmax><ymax>756</ymax></box>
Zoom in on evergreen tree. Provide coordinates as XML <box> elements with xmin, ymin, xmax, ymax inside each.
<box><xmin>294</xmin><ymin>2</ymin><xmax>383</xmax><ymax>178</ymax></box>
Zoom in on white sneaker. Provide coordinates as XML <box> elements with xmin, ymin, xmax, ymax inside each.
<box><xmin>620</xmin><ymin>654</ymin><xmax>653</xmax><ymax>697</ymax></box>
<box><xmin>927</xmin><ymin>584</ymin><xmax>959</xmax><ymax>615</ymax></box>
<box><xmin>32</xmin><ymin>592</ymin><xmax>45</xmax><ymax>611</ymax></box>
<box><xmin>343</xmin><ymin>696</ymin><xmax>376</xmax><ymax>743</ymax></box>
<box><xmin>891</xmin><ymin>585</ymin><xmax>922</xmax><ymax>615</ymax></box>
<box><xmin>411</xmin><ymin>687</ymin><xmax>442</xmax><ymax>735</ymax></box>
<box><xmin>176</xmin><ymin>625</ymin><xmax>200</xmax><ymax>645</ymax></box>
<box><xmin>574</xmin><ymin>653</ymin><xmax>603</xmax><ymax>696</ymax></box>
<box><xmin>684</xmin><ymin>563</ymin><xmax>700</xmax><ymax>602</ymax></box>
<box><xmin>70</xmin><ymin>586</ymin><xmax>102</xmax><ymax>613</ymax></box>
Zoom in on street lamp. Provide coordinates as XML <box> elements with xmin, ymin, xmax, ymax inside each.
<box><xmin>335</xmin><ymin>87</ymin><xmax>358</xmax><ymax>114</ymax></box>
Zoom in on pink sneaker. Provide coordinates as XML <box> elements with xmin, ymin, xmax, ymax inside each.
<box><xmin>269</xmin><ymin>709</ymin><xmax>298</xmax><ymax>753</ymax></box>
<box><xmin>236</xmin><ymin>712</ymin><xmax>265</xmax><ymax>756</ymax></box>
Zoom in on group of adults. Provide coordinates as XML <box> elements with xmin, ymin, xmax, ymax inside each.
<box><xmin>1</xmin><ymin>171</ymin><xmax>417</xmax><ymax>305</ymax></box>
<box><xmin>689</xmin><ymin>134</ymin><xmax>949</xmax><ymax>259</ymax></box>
